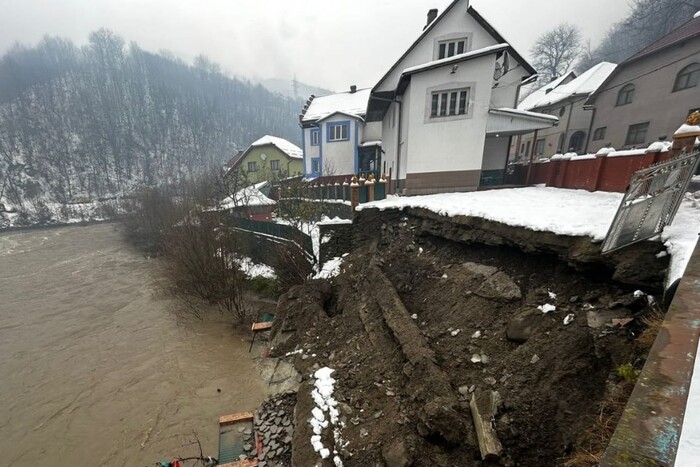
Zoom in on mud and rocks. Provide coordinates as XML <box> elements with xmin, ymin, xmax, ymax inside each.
<box><xmin>266</xmin><ymin>213</ymin><xmax>664</xmax><ymax>466</ymax></box>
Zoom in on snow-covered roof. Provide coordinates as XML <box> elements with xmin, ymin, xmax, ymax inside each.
<box><xmin>250</xmin><ymin>135</ymin><xmax>302</xmax><ymax>159</ymax></box>
<box><xmin>520</xmin><ymin>62</ymin><xmax>617</xmax><ymax>110</ymax></box>
<box><xmin>517</xmin><ymin>71</ymin><xmax>576</xmax><ymax>111</ymax></box>
<box><xmin>302</xmin><ymin>88</ymin><xmax>371</xmax><ymax>123</ymax></box>
<box><xmin>222</xmin><ymin>181</ymin><xmax>276</xmax><ymax>208</ymax></box>
<box><xmin>402</xmin><ymin>44</ymin><xmax>509</xmax><ymax>76</ymax></box>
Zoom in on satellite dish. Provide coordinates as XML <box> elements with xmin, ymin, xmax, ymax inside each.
<box><xmin>260</xmin><ymin>153</ymin><xmax>267</xmax><ymax>161</ymax></box>
<box><xmin>494</xmin><ymin>62</ymin><xmax>503</xmax><ymax>80</ymax></box>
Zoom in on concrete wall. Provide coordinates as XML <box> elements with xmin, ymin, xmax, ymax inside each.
<box><xmin>375</xmin><ymin>0</ymin><xmax>499</xmax><ymax>93</ymax></box>
<box><xmin>588</xmin><ymin>36</ymin><xmax>700</xmax><ymax>153</ymax></box>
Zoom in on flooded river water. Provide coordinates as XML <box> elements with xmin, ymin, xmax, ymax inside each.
<box><xmin>0</xmin><ymin>224</ymin><xmax>269</xmax><ymax>466</ymax></box>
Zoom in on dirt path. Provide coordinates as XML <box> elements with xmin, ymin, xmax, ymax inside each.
<box><xmin>0</xmin><ymin>224</ymin><xmax>269</xmax><ymax>466</ymax></box>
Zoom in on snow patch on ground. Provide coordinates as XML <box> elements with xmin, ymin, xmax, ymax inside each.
<box><xmin>359</xmin><ymin>186</ymin><xmax>700</xmax><ymax>286</ymax></box>
<box><xmin>313</xmin><ymin>256</ymin><xmax>345</xmax><ymax>280</ymax></box>
<box><xmin>236</xmin><ymin>256</ymin><xmax>276</xmax><ymax>279</ymax></box>
<box><xmin>309</xmin><ymin>367</ymin><xmax>344</xmax><ymax>466</ymax></box>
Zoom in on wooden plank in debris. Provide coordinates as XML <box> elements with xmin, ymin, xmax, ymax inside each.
<box><xmin>218</xmin><ymin>460</ymin><xmax>258</xmax><ymax>467</ymax></box>
<box><xmin>219</xmin><ymin>411</ymin><xmax>254</xmax><ymax>426</ymax></box>
<box><xmin>470</xmin><ymin>391</ymin><xmax>503</xmax><ymax>461</ymax></box>
<box><xmin>251</xmin><ymin>322</ymin><xmax>273</xmax><ymax>332</ymax></box>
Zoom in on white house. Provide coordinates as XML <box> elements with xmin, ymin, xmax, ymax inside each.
<box><xmin>366</xmin><ymin>0</ymin><xmax>560</xmax><ymax>194</ymax></box>
<box><xmin>299</xmin><ymin>0</ymin><xmax>557</xmax><ymax>194</ymax></box>
<box><xmin>299</xmin><ymin>87</ymin><xmax>383</xmax><ymax>179</ymax></box>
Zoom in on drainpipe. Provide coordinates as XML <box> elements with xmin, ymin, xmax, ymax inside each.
<box><xmin>584</xmin><ymin>107</ymin><xmax>596</xmax><ymax>154</ymax></box>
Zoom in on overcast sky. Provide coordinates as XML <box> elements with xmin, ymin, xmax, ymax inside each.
<box><xmin>1</xmin><ymin>0</ymin><xmax>630</xmax><ymax>91</ymax></box>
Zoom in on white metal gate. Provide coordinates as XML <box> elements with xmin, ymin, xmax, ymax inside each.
<box><xmin>602</xmin><ymin>150</ymin><xmax>700</xmax><ymax>254</ymax></box>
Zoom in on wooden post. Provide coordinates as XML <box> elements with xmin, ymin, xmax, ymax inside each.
<box><xmin>470</xmin><ymin>391</ymin><xmax>503</xmax><ymax>461</ymax></box>
<box><xmin>378</xmin><ymin>172</ymin><xmax>388</xmax><ymax>201</ymax></box>
<box><xmin>342</xmin><ymin>179</ymin><xmax>349</xmax><ymax>202</ymax></box>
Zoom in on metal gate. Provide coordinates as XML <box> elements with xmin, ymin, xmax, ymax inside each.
<box><xmin>602</xmin><ymin>150</ymin><xmax>700</xmax><ymax>254</ymax></box>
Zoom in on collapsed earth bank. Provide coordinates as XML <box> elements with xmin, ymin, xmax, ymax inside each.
<box><xmin>267</xmin><ymin>208</ymin><xmax>668</xmax><ymax>466</ymax></box>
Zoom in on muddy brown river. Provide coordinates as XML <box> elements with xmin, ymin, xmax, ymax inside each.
<box><xmin>0</xmin><ymin>224</ymin><xmax>269</xmax><ymax>466</ymax></box>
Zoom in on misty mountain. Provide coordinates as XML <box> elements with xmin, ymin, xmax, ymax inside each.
<box><xmin>0</xmin><ymin>29</ymin><xmax>303</xmax><ymax>207</ymax></box>
<box><xmin>577</xmin><ymin>0</ymin><xmax>700</xmax><ymax>71</ymax></box>
<box><xmin>260</xmin><ymin>77</ymin><xmax>331</xmax><ymax>100</ymax></box>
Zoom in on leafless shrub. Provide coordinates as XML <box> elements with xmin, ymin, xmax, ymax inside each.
<box><xmin>159</xmin><ymin>211</ymin><xmax>250</xmax><ymax>322</ymax></box>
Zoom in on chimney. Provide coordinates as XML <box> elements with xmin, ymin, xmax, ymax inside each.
<box><xmin>425</xmin><ymin>9</ymin><xmax>438</xmax><ymax>29</ymax></box>
<box><xmin>350</xmin><ymin>85</ymin><xmax>357</xmax><ymax>93</ymax></box>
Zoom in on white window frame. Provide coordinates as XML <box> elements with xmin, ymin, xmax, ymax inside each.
<box><xmin>433</xmin><ymin>33</ymin><xmax>472</xmax><ymax>60</ymax></box>
<box><xmin>327</xmin><ymin>122</ymin><xmax>349</xmax><ymax>142</ymax></box>
<box><xmin>310</xmin><ymin>128</ymin><xmax>320</xmax><ymax>146</ymax></box>
<box><xmin>429</xmin><ymin>88</ymin><xmax>470</xmax><ymax>119</ymax></box>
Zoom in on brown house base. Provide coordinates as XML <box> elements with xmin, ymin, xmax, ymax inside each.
<box><xmin>405</xmin><ymin>170</ymin><xmax>481</xmax><ymax>195</ymax></box>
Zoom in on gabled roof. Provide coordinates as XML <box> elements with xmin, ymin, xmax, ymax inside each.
<box><xmin>316</xmin><ymin>111</ymin><xmax>365</xmax><ymax>123</ymax></box>
<box><xmin>372</xmin><ymin>2</ymin><xmax>536</xmax><ymax>93</ymax></box>
<box><xmin>625</xmin><ymin>14</ymin><xmax>700</xmax><ymax>64</ymax></box>
<box><xmin>517</xmin><ymin>71</ymin><xmax>576</xmax><ymax>111</ymax></box>
<box><xmin>520</xmin><ymin>62</ymin><xmax>617</xmax><ymax>110</ymax></box>
<box><xmin>249</xmin><ymin>135</ymin><xmax>302</xmax><ymax>159</ymax></box>
<box><xmin>226</xmin><ymin>135</ymin><xmax>302</xmax><ymax>175</ymax></box>
<box><xmin>301</xmin><ymin>88</ymin><xmax>371</xmax><ymax>124</ymax></box>
<box><xmin>396</xmin><ymin>44</ymin><xmax>510</xmax><ymax>95</ymax></box>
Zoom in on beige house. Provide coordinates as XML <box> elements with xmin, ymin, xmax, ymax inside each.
<box><xmin>514</xmin><ymin>62</ymin><xmax>617</xmax><ymax>160</ymax></box>
<box><xmin>584</xmin><ymin>13</ymin><xmax>700</xmax><ymax>153</ymax></box>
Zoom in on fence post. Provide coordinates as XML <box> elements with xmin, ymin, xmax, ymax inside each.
<box><xmin>366</xmin><ymin>174</ymin><xmax>376</xmax><ymax>202</ymax></box>
<box><xmin>350</xmin><ymin>175</ymin><xmax>360</xmax><ymax>210</ymax></box>
<box><xmin>378</xmin><ymin>173</ymin><xmax>387</xmax><ymax>200</ymax></box>
<box><xmin>672</xmin><ymin>111</ymin><xmax>700</xmax><ymax>156</ymax></box>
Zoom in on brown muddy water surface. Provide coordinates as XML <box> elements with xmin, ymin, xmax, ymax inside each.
<box><xmin>0</xmin><ymin>224</ymin><xmax>269</xmax><ymax>466</ymax></box>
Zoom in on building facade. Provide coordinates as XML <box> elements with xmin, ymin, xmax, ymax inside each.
<box><xmin>516</xmin><ymin>62</ymin><xmax>617</xmax><ymax>159</ymax></box>
<box><xmin>366</xmin><ymin>0</ymin><xmax>557</xmax><ymax>194</ymax></box>
<box><xmin>226</xmin><ymin>135</ymin><xmax>303</xmax><ymax>183</ymax></box>
<box><xmin>585</xmin><ymin>14</ymin><xmax>700</xmax><ymax>153</ymax></box>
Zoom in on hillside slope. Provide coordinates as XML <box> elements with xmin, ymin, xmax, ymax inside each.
<box><xmin>0</xmin><ymin>30</ymin><xmax>302</xmax><ymax>210</ymax></box>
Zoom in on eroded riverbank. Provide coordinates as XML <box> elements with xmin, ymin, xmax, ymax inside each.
<box><xmin>0</xmin><ymin>224</ymin><xmax>269</xmax><ymax>466</ymax></box>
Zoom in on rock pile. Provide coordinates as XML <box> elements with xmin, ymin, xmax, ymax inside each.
<box><xmin>243</xmin><ymin>391</ymin><xmax>296</xmax><ymax>467</ymax></box>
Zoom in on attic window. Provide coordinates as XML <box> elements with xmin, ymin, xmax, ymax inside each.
<box><xmin>438</xmin><ymin>39</ymin><xmax>467</xmax><ymax>59</ymax></box>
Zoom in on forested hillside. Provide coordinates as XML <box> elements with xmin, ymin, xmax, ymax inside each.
<box><xmin>0</xmin><ymin>29</ymin><xmax>302</xmax><ymax>207</ymax></box>
<box><xmin>577</xmin><ymin>0</ymin><xmax>700</xmax><ymax>71</ymax></box>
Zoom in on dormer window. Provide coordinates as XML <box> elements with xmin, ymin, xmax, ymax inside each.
<box><xmin>438</xmin><ymin>38</ymin><xmax>467</xmax><ymax>59</ymax></box>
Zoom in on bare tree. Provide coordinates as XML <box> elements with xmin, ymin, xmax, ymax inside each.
<box><xmin>531</xmin><ymin>24</ymin><xmax>582</xmax><ymax>84</ymax></box>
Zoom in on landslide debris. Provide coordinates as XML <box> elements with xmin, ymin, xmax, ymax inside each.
<box><xmin>268</xmin><ymin>216</ymin><xmax>663</xmax><ymax>466</ymax></box>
